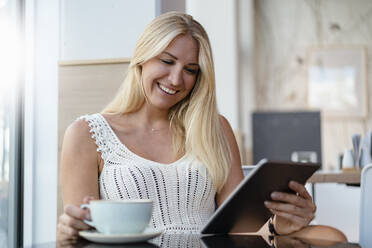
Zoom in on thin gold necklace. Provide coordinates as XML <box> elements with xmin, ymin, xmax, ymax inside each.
<box><xmin>150</xmin><ymin>127</ymin><xmax>169</xmax><ymax>132</ymax></box>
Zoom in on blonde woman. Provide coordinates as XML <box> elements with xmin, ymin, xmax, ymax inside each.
<box><xmin>57</xmin><ymin>12</ymin><xmax>316</xmax><ymax>240</ymax></box>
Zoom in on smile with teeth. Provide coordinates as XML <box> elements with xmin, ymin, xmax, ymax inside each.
<box><xmin>158</xmin><ymin>83</ymin><xmax>177</xmax><ymax>95</ymax></box>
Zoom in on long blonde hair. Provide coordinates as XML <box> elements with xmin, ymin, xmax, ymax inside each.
<box><xmin>103</xmin><ymin>12</ymin><xmax>231</xmax><ymax>192</ymax></box>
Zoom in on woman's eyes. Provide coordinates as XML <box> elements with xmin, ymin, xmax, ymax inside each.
<box><xmin>184</xmin><ymin>68</ymin><xmax>198</xmax><ymax>74</ymax></box>
<box><xmin>160</xmin><ymin>59</ymin><xmax>198</xmax><ymax>75</ymax></box>
<box><xmin>160</xmin><ymin>59</ymin><xmax>173</xmax><ymax>65</ymax></box>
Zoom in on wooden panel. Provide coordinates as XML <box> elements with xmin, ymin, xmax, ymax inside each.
<box><xmin>57</xmin><ymin>60</ymin><xmax>129</xmax><ymax>218</ymax></box>
<box><xmin>309</xmin><ymin>171</ymin><xmax>361</xmax><ymax>184</ymax></box>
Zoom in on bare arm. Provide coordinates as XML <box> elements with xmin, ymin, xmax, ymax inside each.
<box><xmin>215</xmin><ymin>115</ymin><xmax>244</xmax><ymax>207</ymax></box>
<box><xmin>61</xmin><ymin>119</ymin><xmax>100</xmax><ymax>205</ymax></box>
<box><xmin>58</xmin><ymin>119</ymin><xmax>101</xmax><ymax>240</ymax></box>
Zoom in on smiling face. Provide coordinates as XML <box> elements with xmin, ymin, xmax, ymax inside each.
<box><xmin>141</xmin><ymin>34</ymin><xmax>200</xmax><ymax>111</ymax></box>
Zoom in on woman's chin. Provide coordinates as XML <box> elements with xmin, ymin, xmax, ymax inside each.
<box><xmin>147</xmin><ymin>101</ymin><xmax>175</xmax><ymax>111</ymax></box>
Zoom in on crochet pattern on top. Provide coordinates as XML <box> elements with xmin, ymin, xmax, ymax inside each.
<box><xmin>79</xmin><ymin>113</ymin><xmax>216</xmax><ymax>234</ymax></box>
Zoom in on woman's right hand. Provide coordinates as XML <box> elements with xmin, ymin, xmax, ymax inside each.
<box><xmin>57</xmin><ymin>196</ymin><xmax>94</xmax><ymax>240</ymax></box>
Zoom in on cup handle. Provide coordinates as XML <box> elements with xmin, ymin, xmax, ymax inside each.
<box><xmin>80</xmin><ymin>203</ymin><xmax>95</xmax><ymax>227</ymax></box>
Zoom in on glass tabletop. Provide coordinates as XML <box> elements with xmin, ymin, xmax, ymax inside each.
<box><xmin>28</xmin><ymin>233</ymin><xmax>360</xmax><ymax>248</ymax></box>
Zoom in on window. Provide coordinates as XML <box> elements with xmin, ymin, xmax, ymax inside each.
<box><xmin>0</xmin><ymin>0</ymin><xmax>24</xmax><ymax>246</ymax></box>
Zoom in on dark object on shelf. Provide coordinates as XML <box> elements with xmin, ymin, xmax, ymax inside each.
<box><xmin>252</xmin><ymin>111</ymin><xmax>322</xmax><ymax>167</ymax></box>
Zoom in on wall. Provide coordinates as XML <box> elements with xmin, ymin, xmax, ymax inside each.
<box><xmin>57</xmin><ymin>61</ymin><xmax>129</xmax><ymax>219</ymax></box>
<box><xmin>254</xmin><ymin>0</ymin><xmax>372</xmax><ymax>169</ymax></box>
<box><xmin>160</xmin><ymin>0</ymin><xmax>185</xmax><ymax>14</ymax></box>
<box><xmin>60</xmin><ymin>0</ymin><xmax>156</xmax><ymax>60</ymax></box>
<box><xmin>187</xmin><ymin>0</ymin><xmax>240</xmax><ymax>131</ymax></box>
<box><xmin>236</xmin><ymin>0</ymin><xmax>256</xmax><ymax>163</ymax></box>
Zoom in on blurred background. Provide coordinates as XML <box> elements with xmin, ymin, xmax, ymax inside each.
<box><xmin>0</xmin><ymin>0</ymin><xmax>371</xmax><ymax>246</ymax></box>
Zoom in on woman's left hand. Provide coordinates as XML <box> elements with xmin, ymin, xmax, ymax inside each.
<box><xmin>264</xmin><ymin>180</ymin><xmax>316</xmax><ymax>235</ymax></box>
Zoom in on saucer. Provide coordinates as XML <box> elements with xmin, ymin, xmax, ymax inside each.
<box><xmin>79</xmin><ymin>228</ymin><xmax>164</xmax><ymax>244</ymax></box>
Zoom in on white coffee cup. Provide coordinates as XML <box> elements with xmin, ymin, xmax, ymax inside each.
<box><xmin>81</xmin><ymin>199</ymin><xmax>152</xmax><ymax>234</ymax></box>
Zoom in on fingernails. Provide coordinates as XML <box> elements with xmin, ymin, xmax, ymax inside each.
<box><xmin>264</xmin><ymin>201</ymin><xmax>271</xmax><ymax>207</ymax></box>
<box><xmin>290</xmin><ymin>181</ymin><xmax>297</xmax><ymax>186</ymax></box>
<box><xmin>271</xmin><ymin>192</ymin><xmax>280</xmax><ymax>198</ymax></box>
<box><xmin>85</xmin><ymin>213</ymin><xmax>91</xmax><ymax>220</ymax></box>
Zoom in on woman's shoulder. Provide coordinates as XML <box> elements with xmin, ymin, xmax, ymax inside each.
<box><xmin>218</xmin><ymin>114</ymin><xmax>233</xmax><ymax>132</ymax></box>
<box><xmin>218</xmin><ymin>114</ymin><xmax>241</xmax><ymax>159</ymax></box>
<box><xmin>66</xmin><ymin>113</ymin><xmax>126</xmax><ymax>154</ymax></box>
<box><xmin>63</xmin><ymin>117</ymin><xmax>96</xmax><ymax>150</ymax></box>
<box><xmin>72</xmin><ymin>112</ymin><xmax>113</xmax><ymax>136</ymax></box>
<box><xmin>61</xmin><ymin>116</ymin><xmax>101</xmax><ymax>184</ymax></box>
<box><xmin>68</xmin><ymin>117</ymin><xmax>91</xmax><ymax>134</ymax></box>
<box><xmin>63</xmin><ymin>113</ymin><xmax>106</xmax><ymax>153</ymax></box>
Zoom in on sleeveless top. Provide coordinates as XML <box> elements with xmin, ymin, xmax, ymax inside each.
<box><xmin>80</xmin><ymin>113</ymin><xmax>217</xmax><ymax>234</ymax></box>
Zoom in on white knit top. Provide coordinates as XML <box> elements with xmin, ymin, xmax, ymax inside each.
<box><xmin>80</xmin><ymin>113</ymin><xmax>216</xmax><ymax>234</ymax></box>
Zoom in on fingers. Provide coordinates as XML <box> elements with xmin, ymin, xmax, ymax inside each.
<box><xmin>270</xmin><ymin>209</ymin><xmax>308</xmax><ymax>228</ymax></box>
<box><xmin>64</xmin><ymin>204</ymin><xmax>90</xmax><ymax>221</ymax></box>
<box><xmin>269</xmin><ymin>191</ymin><xmax>316</xmax><ymax>213</ymax></box>
<box><xmin>289</xmin><ymin>181</ymin><xmax>312</xmax><ymax>200</ymax></box>
<box><xmin>267</xmin><ymin>182</ymin><xmax>317</xmax><ymax>235</ymax></box>
<box><xmin>59</xmin><ymin>213</ymin><xmax>92</xmax><ymax>230</ymax></box>
<box><xmin>57</xmin><ymin>204</ymin><xmax>93</xmax><ymax>241</ymax></box>
<box><xmin>265</xmin><ymin>201</ymin><xmax>315</xmax><ymax>221</ymax></box>
<box><xmin>268</xmin><ymin>181</ymin><xmax>316</xmax><ymax>213</ymax></box>
<box><xmin>270</xmin><ymin>191</ymin><xmax>309</xmax><ymax>208</ymax></box>
<box><xmin>57</xmin><ymin>227</ymin><xmax>76</xmax><ymax>242</ymax></box>
<box><xmin>57</xmin><ymin>197</ymin><xmax>96</xmax><ymax>242</ymax></box>
<box><xmin>265</xmin><ymin>181</ymin><xmax>316</xmax><ymax>226</ymax></box>
<box><xmin>83</xmin><ymin>195</ymin><xmax>95</xmax><ymax>204</ymax></box>
<box><xmin>57</xmin><ymin>222</ymin><xmax>79</xmax><ymax>237</ymax></box>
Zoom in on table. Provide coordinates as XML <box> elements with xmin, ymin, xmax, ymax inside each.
<box><xmin>308</xmin><ymin>171</ymin><xmax>361</xmax><ymax>184</ymax></box>
<box><xmin>30</xmin><ymin>233</ymin><xmax>360</xmax><ymax>248</ymax></box>
<box><xmin>307</xmin><ymin>170</ymin><xmax>361</xmax><ymax>203</ymax></box>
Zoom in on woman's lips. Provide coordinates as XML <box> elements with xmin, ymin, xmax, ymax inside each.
<box><xmin>157</xmin><ymin>83</ymin><xmax>177</xmax><ymax>95</ymax></box>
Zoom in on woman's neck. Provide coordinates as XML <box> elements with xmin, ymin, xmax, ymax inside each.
<box><xmin>130</xmin><ymin>103</ymin><xmax>170</xmax><ymax>131</ymax></box>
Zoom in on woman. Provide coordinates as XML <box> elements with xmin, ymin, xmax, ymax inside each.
<box><xmin>57</xmin><ymin>12</ymin><xmax>316</xmax><ymax>240</ymax></box>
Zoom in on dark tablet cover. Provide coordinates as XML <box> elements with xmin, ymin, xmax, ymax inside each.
<box><xmin>201</xmin><ymin>160</ymin><xmax>320</xmax><ymax>234</ymax></box>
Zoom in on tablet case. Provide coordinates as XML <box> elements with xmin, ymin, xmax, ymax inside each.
<box><xmin>200</xmin><ymin>160</ymin><xmax>320</xmax><ymax>234</ymax></box>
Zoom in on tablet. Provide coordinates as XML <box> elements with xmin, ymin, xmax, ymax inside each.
<box><xmin>200</xmin><ymin>160</ymin><xmax>320</xmax><ymax>234</ymax></box>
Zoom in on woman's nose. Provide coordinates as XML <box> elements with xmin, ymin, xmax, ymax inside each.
<box><xmin>168</xmin><ymin>66</ymin><xmax>183</xmax><ymax>86</ymax></box>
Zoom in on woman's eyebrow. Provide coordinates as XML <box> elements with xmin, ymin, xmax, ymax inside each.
<box><xmin>163</xmin><ymin>51</ymin><xmax>178</xmax><ymax>59</ymax></box>
<box><xmin>162</xmin><ymin>52</ymin><xmax>199</xmax><ymax>66</ymax></box>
